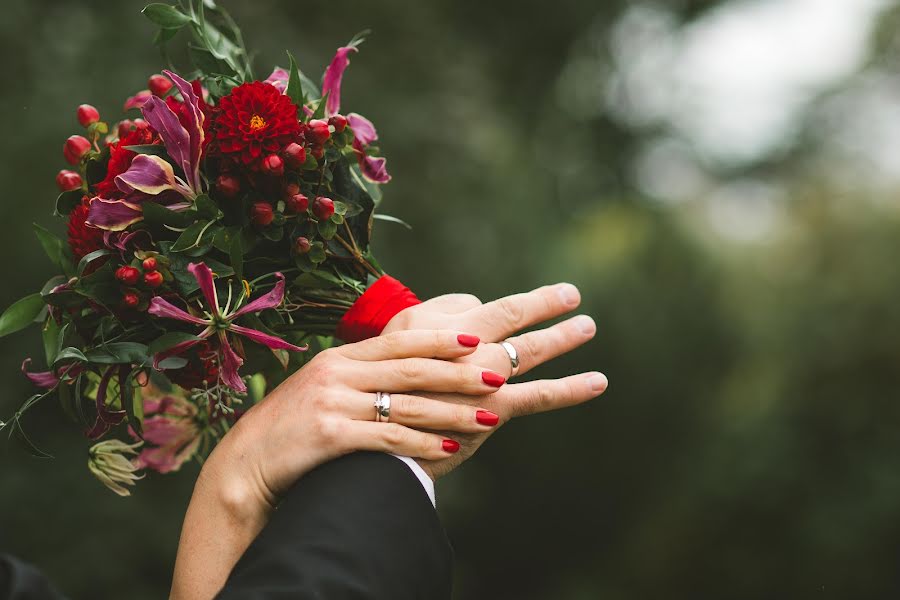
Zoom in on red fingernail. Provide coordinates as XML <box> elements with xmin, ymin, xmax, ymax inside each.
<box><xmin>481</xmin><ymin>371</ymin><xmax>506</xmax><ymax>387</ymax></box>
<box><xmin>442</xmin><ymin>439</ymin><xmax>460</xmax><ymax>453</ymax></box>
<box><xmin>476</xmin><ymin>410</ymin><xmax>500</xmax><ymax>426</ymax></box>
<box><xmin>457</xmin><ymin>334</ymin><xmax>480</xmax><ymax>347</ymax></box>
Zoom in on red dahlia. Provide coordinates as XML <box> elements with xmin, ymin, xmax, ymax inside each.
<box><xmin>67</xmin><ymin>197</ymin><xmax>105</xmax><ymax>261</ymax></box>
<box><xmin>214</xmin><ymin>81</ymin><xmax>301</xmax><ymax>169</ymax></box>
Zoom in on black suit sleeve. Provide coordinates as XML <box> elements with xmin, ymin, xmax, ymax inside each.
<box><xmin>0</xmin><ymin>555</ymin><xmax>67</xmax><ymax>600</ymax></box>
<box><xmin>216</xmin><ymin>452</ymin><xmax>453</xmax><ymax>600</ymax></box>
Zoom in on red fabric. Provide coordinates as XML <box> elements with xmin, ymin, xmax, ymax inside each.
<box><xmin>336</xmin><ymin>275</ymin><xmax>421</xmax><ymax>343</ymax></box>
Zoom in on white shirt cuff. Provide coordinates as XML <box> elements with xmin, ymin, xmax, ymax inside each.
<box><xmin>391</xmin><ymin>454</ymin><xmax>435</xmax><ymax>507</ymax></box>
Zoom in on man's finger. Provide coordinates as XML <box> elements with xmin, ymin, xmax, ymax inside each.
<box><xmin>497</xmin><ymin>372</ymin><xmax>608</xmax><ymax>418</ymax></box>
<box><xmin>463</xmin><ymin>283</ymin><xmax>581</xmax><ymax>342</ymax></box>
<box><xmin>457</xmin><ymin>315</ymin><xmax>597</xmax><ymax>377</ymax></box>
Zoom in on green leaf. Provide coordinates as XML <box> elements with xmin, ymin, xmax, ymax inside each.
<box><xmin>123</xmin><ymin>144</ymin><xmax>170</xmax><ymax>157</ymax></box>
<box><xmin>195</xmin><ymin>194</ymin><xmax>223</xmax><ymax>220</ymax></box>
<box><xmin>333</xmin><ymin>200</ymin><xmax>348</xmax><ymax>216</ymax></box>
<box><xmin>0</xmin><ymin>294</ymin><xmax>45</xmax><ymax>338</ymax></box>
<box><xmin>33</xmin><ymin>223</ymin><xmax>72</xmax><ymax>275</ymax></box>
<box><xmin>142</xmin><ymin>3</ymin><xmax>193</xmax><ymax>28</ymax></box>
<box><xmin>285</xmin><ymin>51</ymin><xmax>307</xmax><ymax>110</ymax></box>
<box><xmin>142</xmin><ymin>201</ymin><xmax>193</xmax><ymax>228</ymax></box>
<box><xmin>230</xmin><ymin>233</ymin><xmax>244</xmax><ymax>282</ymax></box>
<box><xmin>77</xmin><ymin>249</ymin><xmax>114</xmax><ymax>276</ymax></box>
<box><xmin>84</xmin><ymin>343</ymin><xmax>150</xmax><ymax>365</ymax></box>
<box><xmin>317</xmin><ymin>219</ymin><xmax>338</xmax><ymax>240</ymax></box>
<box><xmin>308</xmin><ymin>242</ymin><xmax>327</xmax><ymax>264</ymax></box>
<box><xmin>55</xmin><ymin>190</ymin><xmax>82</xmax><ymax>216</ymax></box>
<box><xmin>54</xmin><ymin>347</ymin><xmax>88</xmax><ymax>365</ymax></box>
<box><xmin>42</xmin><ymin>318</ymin><xmax>60</xmax><ymax>366</ymax></box>
<box><xmin>161</xmin><ymin>241</ymin><xmax>234</xmax><ymax>297</ymax></box>
<box><xmin>311</xmin><ymin>92</ymin><xmax>329</xmax><ymax>120</ymax></box>
<box><xmin>153</xmin><ymin>26</ymin><xmax>181</xmax><ymax>46</ymax></box>
<box><xmin>373</xmin><ymin>213</ymin><xmax>412</xmax><ymax>230</ymax></box>
<box><xmin>171</xmin><ymin>220</ymin><xmax>214</xmax><ymax>252</ymax></box>
<box><xmin>149</xmin><ymin>332</ymin><xmax>200</xmax><ymax>356</ymax></box>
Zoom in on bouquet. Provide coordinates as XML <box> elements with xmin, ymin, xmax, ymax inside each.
<box><xmin>0</xmin><ymin>1</ymin><xmax>407</xmax><ymax>495</ymax></box>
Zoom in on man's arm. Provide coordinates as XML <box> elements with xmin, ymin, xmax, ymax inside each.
<box><xmin>216</xmin><ymin>452</ymin><xmax>452</xmax><ymax>600</ymax></box>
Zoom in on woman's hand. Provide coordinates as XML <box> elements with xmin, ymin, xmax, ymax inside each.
<box><xmin>171</xmin><ymin>329</ymin><xmax>505</xmax><ymax>599</ymax></box>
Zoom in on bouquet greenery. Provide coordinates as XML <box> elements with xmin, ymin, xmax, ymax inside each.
<box><xmin>0</xmin><ymin>1</ymin><xmax>398</xmax><ymax>495</ymax></box>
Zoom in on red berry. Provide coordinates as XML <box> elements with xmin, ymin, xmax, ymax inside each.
<box><xmin>284</xmin><ymin>182</ymin><xmax>301</xmax><ymax>197</ymax></box>
<box><xmin>294</xmin><ymin>236</ymin><xmax>312</xmax><ymax>254</ymax></box>
<box><xmin>144</xmin><ymin>270</ymin><xmax>164</xmax><ymax>288</ymax></box>
<box><xmin>310</xmin><ymin>144</ymin><xmax>325</xmax><ymax>160</ymax></box>
<box><xmin>148</xmin><ymin>74</ymin><xmax>173</xmax><ymax>97</ymax></box>
<box><xmin>122</xmin><ymin>292</ymin><xmax>140</xmax><ymax>308</ymax></box>
<box><xmin>142</xmin><ymin>257</ymin><xmax>158</xmax><ymax>271</ymax></box>
<box><xmin>307</xmin><ymin>119</ymin><xmax>331</xmax><ymax>144</ymax></box>
<box><xmin>76</xmin><ymin>104</ymin><xmax>100</xmax><ymax>127</ymax></box>
<box><xmin>55</xmin><ymin>170</ymin><xmax>82</xmax><ymax>192</ymax></box>
<box><xmin>117</xmin><ymin>119</ymin><xmax>135</xmax><ymax>139</ymax></box>
<box><xmin>216</xmin><ymin>174</ymin><xmax>241</xmax><ymax>199</ymax></box>
<box><xmin>313</xmin><ymin>196</ymin><xmax>335</xmax><ymax>220</ymax></box>
<box><xmin>285</xmin><ymin>193</ymin><xmax>309</xmax><ymax>214</ymax></box>
<box><xmin>63</xmin><ymin>135</ymin><xmax>91</xmax><ymax>165</ymax></box>
<box><xmin>115</xmin><ymin>265</ymin><xmax>140</xmax><ymax>285</ymax></box>
<box><xmin>251</xmin><ymin>202</ymin><xmax>274</xmax><ymax>226</ymax></box>
<box><xmin>328</xmin><ymin>114</ymin><xmax>348</xmax><ymax>133</ymax></box>
<box><xmin>283</xmin><ymin>142</ymin><xmax>307</xmax><ymax>168</ymax></box>
<box><xmin>262</xmin><ymin>154</ymin><xmax>285</xmax><ymax>176</ymax></box>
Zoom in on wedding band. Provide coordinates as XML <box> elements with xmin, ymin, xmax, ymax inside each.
<box><xmin>374</xmin><ymin>392</ymin><xmax>391</xmax><ymax>422</ymax></box>
<box><xmin>500</xmin><ymin>341</ymin><xmax>520</xmax><ymax>377</ymax></box>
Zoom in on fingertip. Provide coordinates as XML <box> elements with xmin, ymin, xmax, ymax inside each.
<box><xmin>572</xmin><ymin>314</ymin><xmax>596</xmax><ymax>337</ymax></box>
<box><xmin>556</xmin><ymin>283</ymin><xmax>581</xmax><ymax>308</ymax></box>
<box><xmin>584</xmin><ymin>372</ymin><xmax>608</xmax><ymax>395</ymax></box>
<box><xmin>457</xmin><ymin>333</ymin><xmax>481</xmax><ymax>348</ymax></box>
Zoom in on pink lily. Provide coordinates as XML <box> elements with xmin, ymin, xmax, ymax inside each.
<box><xmin>22</xmin><ymin>358</ymin><xmax>82</xmax><ymax>389</ymax></box>
<box><xmin>148</xmin><ymin>263</ymin><xmax>306</xmax><ymax>393</ymax></box>
<box><xmin>346</xmin><ymin>113</ymin><xmax>391</xmax><ymax>183</ymax></box>
<box><xmin>133</xmin><ymin>385</ymin><xmax>202</xmax><ymax>474</ymax></box>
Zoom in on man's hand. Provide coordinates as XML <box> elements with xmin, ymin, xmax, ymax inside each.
<box><xmin>383</xmin><ymin>283</ymin><xmax>607</xmax><ymax>479</ymax></box>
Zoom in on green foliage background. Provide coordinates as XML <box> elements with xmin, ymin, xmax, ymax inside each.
<box><xmin>3</xmin><ymin>1</ymin><xmax>900</xmax><ymax>598</ymax></box>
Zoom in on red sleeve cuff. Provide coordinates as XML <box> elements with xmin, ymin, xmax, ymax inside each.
<box><xmin>335</xmin><ymin>275</ymin><xmax>421</xmax><ymax>343</ymax></box>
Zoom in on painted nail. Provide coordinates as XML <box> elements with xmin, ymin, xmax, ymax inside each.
<box><xmin>476</xmin><ymin>410</ymin><xmax>500</xmax><ymax>426</ymax></box>
<box><xmin>442</xmin><ymin>439</ymin><xmax>460</xmax><ymax>453</ymax></box>
<box><xmin>574</xmin><ymin>315</ymin><xmax>596</xmax><ymax>336</ymax></box>
<box><xmin>457</xmin><ymin>334</ymin><xmax>481</xmax><ymax>347</ymax></box>
<box><xmin>585</xmin><ymin>372</ymin><xmax>608</xmax><ymax>394</ymax></box>
<box><xmin>557</xmin><ymin>283</ymin><xmax>580</xmax><ymax>306</ymax></box>
<box><xmin>481</xmin><ymin>371</ymin><xmax>506</xmax><ymax>387</ymax></box>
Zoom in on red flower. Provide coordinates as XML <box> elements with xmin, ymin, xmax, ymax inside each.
<box><xmin>94</xmin><ymin>125</ymin><xmax>157</xmax><ymax>198</ymax></box>
<box><xmin>214</xmin><ymin>81</ymin><xmax>301</xmax><ymax>169</ymax></box>
<box><xmin>67</xmin><ymin>197</ymin><xmax>105</xmax><ymax>261</ymax></box>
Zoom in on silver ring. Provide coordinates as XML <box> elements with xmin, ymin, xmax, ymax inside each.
<box><xmin>500</xmin><ymin>341</ymin><xmax>520</xmax><ymax>378</ymax></box>
<box><xmin>374</xmin><ymin>392</ymin><xmax>391</xmax><ymax>422</ymax></box>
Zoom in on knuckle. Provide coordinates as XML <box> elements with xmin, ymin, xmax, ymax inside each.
<box><xmin>537</xmin><ymin>384</ymin><xmax>556</xmax><ymax>410</ymax></box>
<box><xmin>514</xmin><ymin>334</ymin><xmax>539</xmax><ymax>364</ymax></box>
<box><xmin>382</xmin><ymin>424</ymin><xmax>408</xmax><ymax>447</ymax></box>
<box><xmin>396</xmin><ymin>358</ymin><xmax>423</xmax><ymax>380</ymax></box>
<box><xmin>448</xmin><ymin>293</ymin><xmax>481</xmax><ymax>308</ymax></box>
<box><xmin>400</xmin><ymin>395</ymin><xmax>426</xmax><ymax>420</ymax></box>
<box><xmin>317</xmin><ymin>416</ymin><xmax>345</xmax><ymax>446</ymax></box>
<box><xmin>498</xmin><ymin>297</ymin><xmax>525</xmax><ymax>325</ymax></box>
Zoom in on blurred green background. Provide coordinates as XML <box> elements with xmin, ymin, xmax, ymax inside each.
<box><xmin>4</xmin><ymin>0</ymin><xmax>900</xmax><ymax>598</ymax></box>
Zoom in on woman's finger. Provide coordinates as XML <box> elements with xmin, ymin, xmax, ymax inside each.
<box><xmin>497</xmin><ymin>372</ymin><xmax>608</xmax><ymax>418</ymax></box>
<box><xmin>338</xmin><ymin>329</ymin><xmax>481</xmax><ymax>362</ymax></box>
<box><xmin>338</xmin><ymin>420</ymin><xmax>462</xmax><ymax>460</ymax></box>
<box><xmin>343</xmin><ymin>391</ymin><xmax>499</xmax><ymax>433</ymax></box>
<box><xmin>460</xmin><ymin>283</ymin><xmax>582</xmax><ymax>342</ymax></box>
<box><xmin>349</xmin><ymin>357</ymin><xmax>506</xmax><ymax>394</ymax></box>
